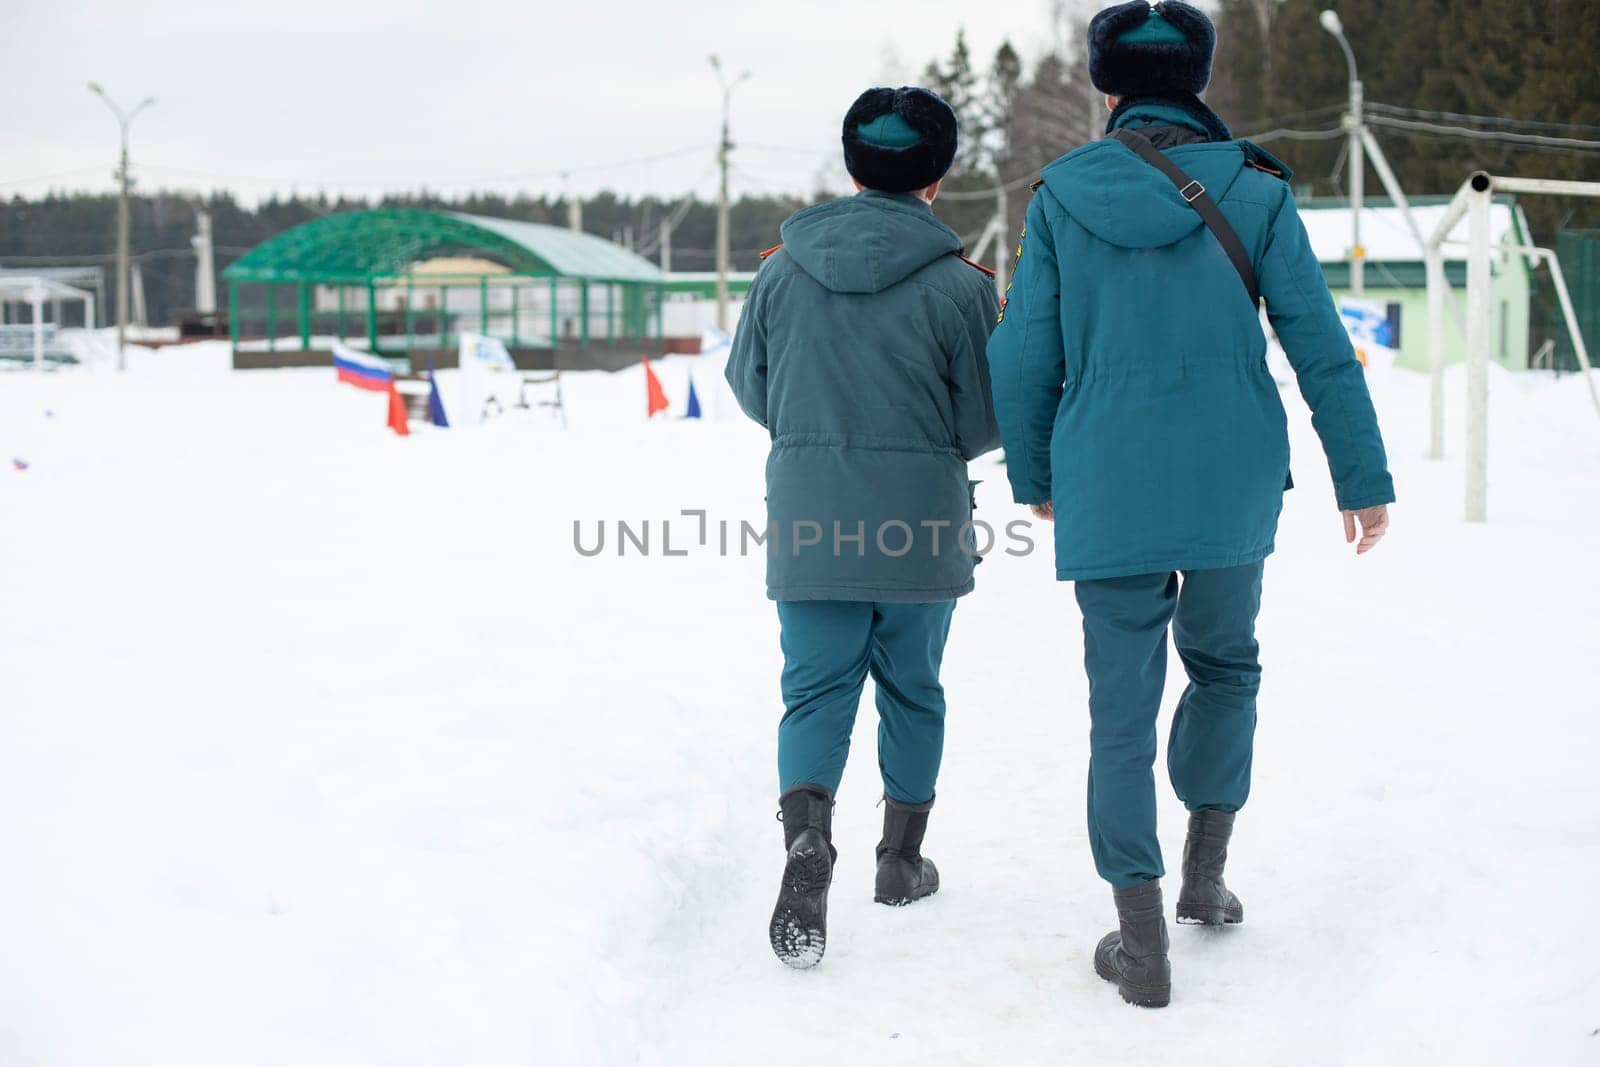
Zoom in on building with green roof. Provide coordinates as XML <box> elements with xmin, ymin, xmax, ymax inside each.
<box><xmin>222</xmin><ymin>208</ymin><xmax>669</xmax><ymax>370</ymax></box>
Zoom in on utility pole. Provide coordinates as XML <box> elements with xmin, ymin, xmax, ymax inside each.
<box><xmin>710</xmin><ymin>54</ymin><xmax>750</xmax><ymax>333</ymax></box>
<box><xmin>659</xmin><ymin>217</ymin><xmax>673</xmax><ymax>272</ymax></box>
<box><xmin>564</xmin><ymin>173</ymin><xmax>583</xmax><ymax>232</ymax></box>
<box><xmin>1321</xmin><ymin>11</ymin><xmax>1364</xmax><ymax>298</ymax></box>
<box><xmin>88</xmin><ymin>83</ymin><xmax>154</xmax><ymax>373</ymax></box>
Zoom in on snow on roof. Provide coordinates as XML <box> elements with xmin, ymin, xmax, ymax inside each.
<box><xmin>453</xmin><ymin>213</ymin><xmax>665</xmax><ymax>283</ymax></box>
<box><xmin>1298</xmin><ymin>200</ymin><xmax>1522</xmax><ymax>264</ymax></box>
<box><xmin>0</xmin><ymin>266</ymin><xmax>102</xmax><ymax>287</ymax></box>
<box><xmin>0</xmin><ymin>275</ymin><xmax>96</xmax><ymax>301</ymax></box>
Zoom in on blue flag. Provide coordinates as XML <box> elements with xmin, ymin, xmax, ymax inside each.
<box><xmin>684</xmin><ymin>373</ymin><xmax>702</xmax><ymax>420</ymax></box>
<box><xmin>427</xmin><ymin>357</ymin><xmax>450</xmax><ymax>428</ymax></box>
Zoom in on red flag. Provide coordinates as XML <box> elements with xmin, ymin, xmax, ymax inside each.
<box><xmin>643</xmin><ymin>357</ymin><xmax>670</xmax><ymax>418</ymax></box>
<box><xmin>387</xmin><ymin>383</ymin><xmax>411</xmax><ymax>436</ymax></box>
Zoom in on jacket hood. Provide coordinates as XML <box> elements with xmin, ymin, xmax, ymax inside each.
<box><xmin>1039</xmin><ymin>139</ymin><xmax>1251</xmax><ymax>250</ymax></box>
<box><xmin>779</xmin><ymin>190</ymin><xmax>963</xmax><ymax>294</ymax></box>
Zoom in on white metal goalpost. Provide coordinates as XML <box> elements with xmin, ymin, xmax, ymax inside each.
<box><xmin>1425</xmin><ymin>171</ymin><xmax>1600</xmax><ymax>523</ymax></box>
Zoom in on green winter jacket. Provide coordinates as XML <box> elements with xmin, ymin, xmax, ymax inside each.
<box><xmin>725</xmin><ymin>190</ymin><xmax>1001</xmax><ymax>602</ymax></box>
<box><xmin>987</xmin><ymin>107</ymin><xmax>1396</xmax><ymax>580</ymax></box>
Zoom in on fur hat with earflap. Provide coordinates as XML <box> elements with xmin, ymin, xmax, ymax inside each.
<box><xmin>1088</xmin><ymin>1</ymin><xmax>1217</xmax><ymax>98</ymax></box>
<box><xmin>841</xmin><ymin>87</ymin><xmax>959</xmax><ymax>195</ymax></box>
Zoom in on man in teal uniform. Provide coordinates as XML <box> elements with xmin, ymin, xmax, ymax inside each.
<box><xmin>987</xmin><ymin>1</ymin><xmax>1394</xmax><ymax>1007</ymax></box>
<box><xmin>726</xmin><ymin>86</ymin><xmax>1000</xmax><ymax>969</ymax></box>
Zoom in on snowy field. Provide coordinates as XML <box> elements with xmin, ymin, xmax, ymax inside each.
<box><xmin>1</xmin><ymin>340</ymin><xmax>1597</xmax><ymax>1066</ymax></box>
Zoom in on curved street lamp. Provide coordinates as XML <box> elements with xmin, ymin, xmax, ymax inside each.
<box><xmin>1319</xmin><ymin>10</ymin><xmax>1365</xmax><ymax>297</ymax></box>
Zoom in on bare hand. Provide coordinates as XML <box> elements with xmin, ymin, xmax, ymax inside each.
<box><xmin>1342</xmin><ymin>505</ymin><xmax>1390</xmax><ymax>555</ymax></box>
<box><xmin>1030</xmin><ymin>501</ymin><xmax>1055</xmax><ymax>522</ymax></box>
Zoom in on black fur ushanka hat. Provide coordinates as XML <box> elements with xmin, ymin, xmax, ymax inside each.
<box><xmin>1088</xmin><ymin>1</ymin><xmax>1217</xmax><ymax>98</ymax></box>
<box><xmin>841</xmin><ymin>87</ymin><xmax>958</xmax><ymax>194</ymax></box>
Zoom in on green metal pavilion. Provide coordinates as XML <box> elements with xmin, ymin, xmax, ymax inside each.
<box><xmin>221</xmin><ymin>209</ymin><xmax>667</xmax><ymax>365</ymax></box>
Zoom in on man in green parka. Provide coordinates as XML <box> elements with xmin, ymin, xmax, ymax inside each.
<box><xmin>987</xmin><ymin>1</ymin><xmax>1394</xmax><ymax>1008</ymax></box>
<box><xmin>725</xmin><ymin>86</ymin><xmax>1000</xmax><ymax>969</ymax></box>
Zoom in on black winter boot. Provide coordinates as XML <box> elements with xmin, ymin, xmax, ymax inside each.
<box><xmin>873</xmin><ymin>795</ymin><xmax>940</xmax><ymax>906</ymax></box>
<box><xmin>1176</xmin><ymin>810</ymin><xmax>1245</xmax><ymax>926</ymax></box>
<box><xmin>1094</xmin><ymin>880</ymin><xmax>1173</xmax><ymax>1008</ymax></box>
<box><xmin>769</xmin><ymin>785</ymin><xmax>837</xmax><ymax>968</ymax></box>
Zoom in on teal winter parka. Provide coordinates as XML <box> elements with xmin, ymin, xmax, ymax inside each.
<box><xmin>987</xmin><ymin>106</ymin><xmax>1396</xmax><ymax>580</ymax></box>
<box><xmin>725</xmin><ymin>190</ymin><xmax>1001</xmax><ymax>602</ymax></box>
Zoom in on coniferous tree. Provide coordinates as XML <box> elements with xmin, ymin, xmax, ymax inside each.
<box><xmin>988</xmin><ymin>41</ymin><xmax>1025</xmax><ymax>167</ymax></box>
<box><xmin>923</xmin><ymin>29</ymin><xmax>992</xmax><ymax>181</ymax></box>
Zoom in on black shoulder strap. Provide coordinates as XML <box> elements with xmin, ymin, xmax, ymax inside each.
<box><xmin>1110</xmin><ymin>128</ymin><xmax>1260</xmax><ymax>308</ymax></box>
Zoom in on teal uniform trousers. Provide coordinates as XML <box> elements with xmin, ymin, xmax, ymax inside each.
<box><xmin>1075</xmin><ymin>563</ymin><xmax>1264</xmax><ymax>887</ymax></box>
<box><xmin>776</xmin><ymin>600</ymin><xmax>957</xmax><ymax>805</ymax></box>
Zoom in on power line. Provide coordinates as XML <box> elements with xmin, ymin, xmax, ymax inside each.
<box><xmin>633</xmin><ymin>162</ymin><xmax>720</xmax><ymax>257</ymax></box>
<box><xmin>741</xmin><ymin>144</ymin><xmax>832</xmax><ymax>156</ymax></box>
<box><xmin>728</xmin><ymin>166</ymin><xmax>814</xmax><ymax>195</ymax></box>
<box><xmin>1365</xmin><ymin>101</ymin><xmax>1600</xmax><ymax>137</ymax></box>
<box><xmin>939</xmin><ymin>173</ymin><xmax>1040</xmax><ymax>201</ymax></box>
<box><xmin>1242</xmin><ymin>125</ymin><xmax>1348</xmax><ymax>145</ymax></box>
<box><xmin>0</xmin><ymin>166</ymin><xmax>111</xmax><ymax>189</ymax></box>
<box><xmin>81</xmin><ymin>145</ymin><xmax>717</xmax><ymax>192</ymax></box>
<box><xmin>1233</xmin><ymin>103</ymin><xmax>1348</xmax><ymax>130</ymax></box>
<box><xmin>667</xmin><ymin>246</ymin><xmax>782</xmax><ymax>259</ymax></box>
<box><xmin>1365</xmin><ymin>114</ymin><xmax>1600</xmax><ymax>152</ymax></box>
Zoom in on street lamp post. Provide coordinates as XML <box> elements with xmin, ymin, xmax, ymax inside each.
<box><xmin>710</xmin><ymin>55</ymin><xmax>750</xmax><ymax>334</ymax></box>
<box><xmin>1320</xmin><ymin>10</ymin><xmax>1364</xmax><ymax>298</ymax></box>
<box><xmin>88</xmin><ymin>83</ymin><xmax>155</xmax><ymax>372</ymax></box>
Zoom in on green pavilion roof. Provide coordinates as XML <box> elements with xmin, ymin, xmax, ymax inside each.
<box><xmin>222</xmin><ymin>209</ymin><xmax>665</xmax><ymax>286</ymax></box>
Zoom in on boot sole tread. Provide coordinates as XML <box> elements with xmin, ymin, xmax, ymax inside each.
<box><xmin>770</xmin><ymin>846</ymin><xmax>831</xmax><ymax>969</ymax></box>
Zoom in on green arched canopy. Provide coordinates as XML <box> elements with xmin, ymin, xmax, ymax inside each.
<box><xmin>222</xmin><ymin>209</ymin><xmax>664</xmax><ymax>286</ymax></box>
<box><xmin>222</xmin><ymin>209</ymin><xmax>666</xmax><ymax>359</ymax></box>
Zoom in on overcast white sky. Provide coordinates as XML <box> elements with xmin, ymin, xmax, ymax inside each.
<box><xmin>1</xmin><ymin>0</ymin><xmax>1073</xmax><ymax>206</ymax></box>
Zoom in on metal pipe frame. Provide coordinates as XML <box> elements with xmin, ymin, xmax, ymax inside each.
<box><xmin>1425</xmin><ymin>171</ymin><xmax>1600</xmax><ymax>523</ymax></box>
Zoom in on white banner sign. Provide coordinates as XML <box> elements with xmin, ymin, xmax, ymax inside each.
<box><xmin>457</xmin><ymin>333</ymin><xmax>517</xmax><ymax>425</ymax></box>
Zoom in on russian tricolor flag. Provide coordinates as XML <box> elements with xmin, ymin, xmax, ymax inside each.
<box><xmin>333</xmin><ymin>342</ymin><xmax>395</xmax><ymax>392</ymax></box>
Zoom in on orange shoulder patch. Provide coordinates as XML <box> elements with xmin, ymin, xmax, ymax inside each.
<box><xmin>955</xmin><ymin>253</ymin><xmax>997</xmax><ymax>278</ymax></box>
<box><xmin>759</xmin><ymin>243</ymin><xmax>784</xmax><ymax>261</ymax></box>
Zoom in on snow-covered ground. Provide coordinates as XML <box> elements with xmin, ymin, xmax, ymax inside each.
<box><xmin>1</xmin><ymin>341</ymin><xmax>1597</xmax><ymax>1066</ymax></box>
